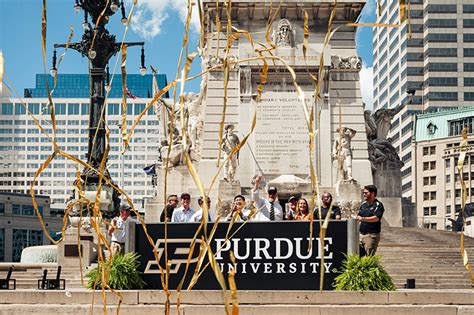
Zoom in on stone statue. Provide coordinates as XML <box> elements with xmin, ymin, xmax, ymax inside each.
<box><xmin>332</xmin><ymin>127</ymin><xmax>357</xmax><ymax>182</ymax></box>
<box><xmin>222</xmin><ymin>124</ymin><xmax>240</xmax><ymax>182</ymax></box>
<box><xmin>240</xmin><ymin>67</ymin><xmax>252</xmax><ymax>95</ymax></box>
<box><xmin>331</xmin><ymin>56</ymin><xmax>362</xmax><ymax>71</ymax></box>
<box><xmin>273</xmin><ymin>19</ymin><xmax>295</xmax><ymax>47</ymax></box>
<box><xmin>371</xmin><ymin>105</ymin><xmax>403</xmax><ymax>140</ymax></box>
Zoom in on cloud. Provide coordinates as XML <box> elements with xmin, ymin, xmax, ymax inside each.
<box><xmin>127</xmin><ymin>0</ymin><xmax>200</xmax><ymax>40</ymax></box>
<box><xmin>359</xmin><ymin>66</ymin><xmax>374</xmax><ymax>110</ymax></box>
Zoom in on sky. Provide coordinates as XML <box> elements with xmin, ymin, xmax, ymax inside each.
<box><xmin>0</xmin><ymin>0</ymin><xmax>376</xmax><ymax>107</ymax></box>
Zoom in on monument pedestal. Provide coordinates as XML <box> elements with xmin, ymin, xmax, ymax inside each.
<box><xmin>335</xmin><ymin>180</ymin><xmax>362</xmax><ymax>203</ymax></box>
<box><xmin>217</xmin><ymin>179</ymin><xmax>241</xmax><ymax>215</ymax></box>
<box><xmin>57</xmin><ymin>218</ymin><xmax>100</xmax><ymax>268</ymax></box>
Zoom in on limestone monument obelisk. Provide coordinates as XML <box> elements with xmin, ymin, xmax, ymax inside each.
<box><xmin>145</xmin><ymin>0</ymin><xmax>372</xmax><ymax>220</ymax></box>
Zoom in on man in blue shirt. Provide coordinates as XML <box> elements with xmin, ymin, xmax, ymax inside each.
<box><xmin>171</xmin><ymin>193</ymin><xmax>195</xmax><ymax>223</ymax></box>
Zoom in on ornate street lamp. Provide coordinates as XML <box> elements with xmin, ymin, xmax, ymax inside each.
<box><xmin>51</xmin><ymin>0</ymin><xmax>146</xmax><ymax>217</ymax></box>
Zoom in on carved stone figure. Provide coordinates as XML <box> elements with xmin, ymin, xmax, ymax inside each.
<box><xmin>222</xmin><ymin>124</ymin><xmax>240</xmax><ymax>182</ymax></box>
<box><xmin>240</xmin><ymin>67</ymin><xmax>252</xmax><ymax>95</ymax></box>
<box><xmin>273</xmin><ymin>19</ymin><xmax>295</xmax><ymax>47</ymax></box>
<box><xmin>332</xmin><ymin>127</ymin><xmax>357</xmax><ymax>182</ymax></box>
<box><xmin>331</xmin><ymin>56</ymin><xmax>362</xmax><ymax>71</ymax></box>
<box><xmin>371</xmin><ymin>105</ymin><xmax>403</xmax><ymax>140</ymax></box>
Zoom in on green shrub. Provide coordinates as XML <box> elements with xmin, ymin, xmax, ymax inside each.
<box><xmin>87</xmin><ymin>252</ymin><xmax>145</xmax><ymax>290</ymax></box>
<box><xmin>333</xmin><ymin>254</ymin><xmax>395</xmax><ymax>291</ymax></box>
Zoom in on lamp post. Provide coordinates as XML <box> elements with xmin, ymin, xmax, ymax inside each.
<box><xmin>52</xmin><ymin>0</ymin><xmax>146</xmax><ymax>217</ymax></box>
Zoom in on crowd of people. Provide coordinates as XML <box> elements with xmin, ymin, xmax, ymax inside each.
<box><xmin>108</xmin><ymin>177</ymin><xmax>385</xmax><ymax>255</ymax></box>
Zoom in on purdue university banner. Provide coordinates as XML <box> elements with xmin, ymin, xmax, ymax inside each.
<box><xmin>134</xmin><ymin>221</ymin><xmax>348</xmax><ymax>290</ymax></box>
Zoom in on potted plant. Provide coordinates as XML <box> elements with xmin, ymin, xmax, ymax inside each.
<box><xmin>87</xmin><ymin>252</ymin><xmax>145</xmax><ymax>290</ymax></box>
<box><xmin>333</xmin><ymin>254</ymin><xmax>395</xmax><ymax>291</ymax></box>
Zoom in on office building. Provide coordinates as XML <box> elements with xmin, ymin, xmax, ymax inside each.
<box><xmin>0</xmin><ymin>73</ymin><xmax>168</xmax><ymax>209</ymax></box>
<box><xmin>0</xmin><ymin>192</ymin><xmax>64</xmax><ymax>262</ymax></box>
<box><xmin>372</xmin><ymin>1</ymin><xmax>474</xmax><ymax>201</ymax></box>
<box><xmin>412</xmin><ymin>107</ymin><xmax>474</xmax><ymax>230</ymax></box>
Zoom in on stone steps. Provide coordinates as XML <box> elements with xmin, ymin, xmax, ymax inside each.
<box><xmin>0</xmin><ymin>290</ymin><xmax>474</xmax><ymax>315</ymax></box>
<box><xmin>377</xmin><ymin>226</ymin><xmax>474</xmax><ymax>289</ymax></box>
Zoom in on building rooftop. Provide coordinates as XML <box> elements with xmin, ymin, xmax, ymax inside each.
<box><xmin>414</xmin><ymin>107</ymin><xmax>474</xmax><ymax>142</ymax></box>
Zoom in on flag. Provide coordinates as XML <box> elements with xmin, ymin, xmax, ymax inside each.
<box><xmin>143</xmin><ymin>164</ymin><xmax>156</xmax><ymax>175</ymax></box>
<box><xmin>126</xmin><ymin>86</ymin><xmax>138</xmax><ymax>99</ymax></box>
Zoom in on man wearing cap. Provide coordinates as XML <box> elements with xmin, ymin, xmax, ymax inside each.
<box><xmin>285</xmin><ymin>196</ymin><xmax>298</xmax><ymax>220</ymax></box>
<box><xmin>251</xmin><ymin>175</ymin><xmax>283</xmax><ymax>221</ymax></box>
<box><xmin>171</xmin><ymin>193</ymin><xmax>195</xmax><ymax>223</ymax></box>
<box><xmin>108</xmin><ymin>204</ymin><xmax>134</xmax><ymax>255</ymax></box>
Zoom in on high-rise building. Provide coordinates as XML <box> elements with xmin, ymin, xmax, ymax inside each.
<box><xmin>412</xmin><ymin>107</ymin><xmax>474</xmax><ymax>230</ymax></box>
<box><xmin>0</xmin><ymin>73</ymin><xmax>169</xmax><ymax>209</ymax></box>
<box><xmin>372</xmin><ymin>1</ymin><xmax>474</xmax><ymax>201</ymax></box>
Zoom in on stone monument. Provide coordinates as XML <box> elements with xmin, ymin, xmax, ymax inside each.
<box><xmin>145</xmin><ymin>0</ymin><xmax>372</xmax><ymax>219</ymax></box>
<box><xmin>364</xmin><ymin>106</ymin><xmax>404</xmax><ymax>226</ymax></box>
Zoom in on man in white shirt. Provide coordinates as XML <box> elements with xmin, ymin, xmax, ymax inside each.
<box><xmin>190</xmin><ymin>196</ymin><xmax>212</xmax><ymax>222</ymax></box>
<box><xmin>108</xmin><ymin>204</ymin><xmax>134</xmax><ymax>255</ymax></box>
<box><xmin>171</xmin><ymin>193</ymin><xmax>195</xmax><ymax>222</ymax></box>
<box><xmin>251</xmin><ymin>175</ymin><xmax>283</xmax><ymax>221</ymax></box>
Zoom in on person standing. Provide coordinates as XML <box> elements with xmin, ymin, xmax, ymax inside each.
<box><xmin>190</xmin><ymin>196</ymin><xmax>212</xmax><ymax>222</ymax></box>
<box><xmin>227</xmin><ymin>195</ymin><xmax>248</xmax><ymax>221</ymax></box>
<box><xmin>285</xmin><ymin>196</ymin><xmax>298</xmax><ymax>220</ymax></box>
<box><xmin>108</xmin><ymin>204</ymin><xmax>134</xmax><ymax>255</ymax></box>
<box><xmin>356</xmin><ymin>185</ymin><xmax>385</xmax><ymax>255</ymax></box>
<box><xmin>314</xmin><ymin>192</ymin><xmax>342</xmax><ymax>220</ymax></box>
<box><xmin>160</xmin><ymin>194</ymin><xmax>179</xmax><ymax>222</ymax></box>
<box><xmin>294</xmin><ymin>198</ymin><xmax>311</xmax><ymax>220</ymax></box>
<box><xmin>171</xmin><ymin>193</ymin><xmax>195</xmax><ymax>223</ymax></box>
<box><xmin>251</xmin><ymin>175</ymin><xmax>283</xmax><ymax>221</ymax></box>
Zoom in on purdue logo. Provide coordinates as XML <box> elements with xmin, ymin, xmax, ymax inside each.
<box><xmin>144</xmin><ymin>238</ymin><xmax>203</xmax><ymax>274</ymax></box>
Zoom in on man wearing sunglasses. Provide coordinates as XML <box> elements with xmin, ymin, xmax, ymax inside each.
<box><xmin>160</xmin><ymin>194</ymin><xmax>179</xmax><ymax>222</ymax></box>
<box><xmin>356</xmin><ymin>185</ymin><xmax>385</xmax><ymax>255</ymax></box>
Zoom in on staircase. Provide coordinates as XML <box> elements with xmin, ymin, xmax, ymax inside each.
<box><xmin>378</xmin><ymin>225</ymin><xmax>474</xmax><ymax>289</ymax></box>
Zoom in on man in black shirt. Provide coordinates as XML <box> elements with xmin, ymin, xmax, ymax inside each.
<box><xmin>356</xmin><ymin>185</ymin><xmax>385</xmax><ymax>256</ymax></box>
<box><xmin>314</xmin><ymin>192</ymin><xmax>342</xmax><ymax>220</ymax></box>
<box><xmin>160</xmin><ymin>194</ymin><xmax>179</xmax><ymax>222</ymax></box>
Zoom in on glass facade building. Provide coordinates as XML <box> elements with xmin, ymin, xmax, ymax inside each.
<box><xmin>24</xmin><ymin>74</ymin><xmax>169</xmax><ymax>99</ymax></box>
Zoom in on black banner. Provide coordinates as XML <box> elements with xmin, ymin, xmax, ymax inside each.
<box><xmin>135</xmin><ymin>221</ymin><xmax>347</xmax><ymax>290</ymax></box>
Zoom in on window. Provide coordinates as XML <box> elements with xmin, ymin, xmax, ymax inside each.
<box><xmin>446</xmin><ymin>175</ymin><xmax>451</xmax><ymax>184</ymax></box>
<box><xmin>423</xmin><ymin>147</ymin><xmax>429</xmax><ymax>156</ymax></box>
<box><xmin>465</xmin><ymin>34</ymin><xmax>474</xmax><ymax>43</ymax></box>
<box><xmin>0</xmin><ymin>203</ymin><xmax>4</xmax><ymax>214</ymax></box>
<box><xmin>465</xmin><ymin>49</ymin><xmax>474</xmax><ymax>58</ymax></box>
<box><xmin>465</xmin><ymin>78</ymin><xmax>474</xmax><ymax>86</ymax></box>
<box><xmin>428</xmin><ymin>4</ymin><xmax>457</xmax><ymax>13</ymax></box>
<box><xmin>407</xmin><ymin>53</ymin><xmax>424</xmax><ymax>61</ymax></box>
<box><xmin>423</xmin><ymin>192</ymin><xmax>429</xmax><ymax>201</ymax></box>
<box><xmin>464</xmin><ymin>5</ymin><xmax>474</xmax><ymax>13</ymax></box>
<box><xmin>402</xmin><ymin>182</ymin><xmax>412</xmax><ymax>192</ymax></box>
<box><xmin>430</xmin><ymin>176</ymin><xmax>436</xmax><ymax>185</ymax></box>
<box><xmin>464</xmin><ymin>20</ymin><xmax>474</xmax><ymax>28</ymax></box>
<box><xmin>81</xmin><ymin>103</ymin><xmax>89</xmax><ymax>115</ymax></box>
<box><xmin>15</xmin><ymin>103</ymin><xmax>26</xmax><ymax>115</ymax></box>
<box><xmin>402</xmin><ymin>152</ymin><xmax>412</xmax><ymax>162</ymax></box>
<box><xmin>428</xmin><ymin>63</ymin><xmax>457</xmax><ymax>72</ymax></box>
<box><xmin>447</xmin><ymin>205</ymin><xmax>451</xmax><ymax>214</ymax></box>
<box><xmin>1</xmin><ymin>103</ymin><xmax>13</xmax><ymax>115</ymax></box>
<box><xmin>427</xmin><ymin>92</ymin><xmax>457</xmax><ymax>101</ymax></box>
<box><xmin>465</xmin><ymin>93</ymin><xmax>474</xmax><ymax>101</ymax></box>
<box><xmin>446</xmin><ymin>190</ymin><xmax>451</xmax><ymax>198</ymax></box>
<box><xmin>107</xmin><ymin>103</ymin><xmax>120</xmax><ymax>115</ymax></box>
<box><xmin>12</xmin><ymin>229</ymin><xmax>43</xmax><ymax>262</ymax></box>
<box><xmin>430</xmin><ymin>161</ymin><xmax>436</xmax><ymax>170</ymax></box>
<box><xmin>446</xmin><ymin>159</ymin><xmax>451</xmax><ymax>168</ymax></box>
<box><xmin>423</xmin><ymin>177</ymin><xmax>429</xmax><ymax>186</ymax></box>
<box><xmin>427</xmin><ymin>48</ymin><xmax>457</xmax><ymax>57</ymax></box>
<box><xmin>429</xmin><ymin>146</ymin><xmax>435</xmax><ymax>155</ymax></box>
<box><xmin>402</xmin><ymin>138</ymin><xmax>411</xmax><ymax>150</ymax></box>
<box><xmin>54</xmin><ymin>103</ymin><xmax>66</xmax><ymax>115</ymax></box>
<box><xmin>68</xmin><ymin>103</ymin><xmax>79</xmax><ymax>115</ymax></box>
<box><xmin>449</xmin><ymin>117</ymin><xmax>474</xmax><ymax>136</ymax></box>
<box><xmin>465</xmin><ymin>63</ymin><xmax>474</xmax><ymax>72</ymax></box>
<box><xmin>427</xmin><ymin>19</ymin><xmax>457</xmax><ymax>28</ymax></box>
<box><xmin>407</xmin><ymin>67</ymin><xmax>423</xmax><ymax>75</ymax></box>
<box><xmin>428</xmin><ymin>77</ymin><xmax>457</xmax><ymax>86</ymax></box>
<box><xmin>427</xmin><ymin>33</ymin><xmax>457</xmax><ymax>42</ymax></box>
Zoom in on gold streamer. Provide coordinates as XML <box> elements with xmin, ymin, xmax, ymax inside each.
<box><xmin>399</xmin><ymin>0</ymin><xmax>406</xmax><ymax>24</ymax></box>
<box><xmin>457</xmin><ymin>128</ymin><xmax>473</xmax><ymax>281</ymax></box>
